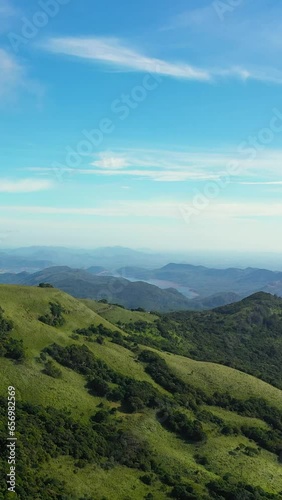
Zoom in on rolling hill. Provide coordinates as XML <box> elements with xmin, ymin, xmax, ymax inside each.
<box><xmin>1</xmin><ymin>285</ymin><xmax>282</xmax><ymax>499</ymax></box>
<box><xmin>88</xmin><ymin>291</ymin><xmax>282</xmax><ymax>389</ymax></box>
<box><xmin>0</xmin><ymin>266</ymin><xmax>194</xmax><ymax>312</ymax></box>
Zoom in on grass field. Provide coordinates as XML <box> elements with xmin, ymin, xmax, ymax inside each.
<box><xmin>154</xmin><ymin>348</ymin><xmax>282</xmax><ymax>410</ymax></box>
<box><xmin>81</xmin><ymin>298</ymin><xmax>158</xmax><ymax>324</ymax></box>
<box><xmin>1</xmin><ymin>285</ymin><xmax>282</xmax><ymax>499</ymax></box>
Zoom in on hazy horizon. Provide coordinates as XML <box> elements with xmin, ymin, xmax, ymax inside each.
<box><xmin>2</xmin><ymin>245</ymin><xmax>282</xmax><ymax>271</ymax></box>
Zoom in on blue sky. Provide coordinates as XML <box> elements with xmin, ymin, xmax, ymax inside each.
<box><xmin>1</xmin><ymin>0</ymin><xmax>282</xmax><ymax>251</ymax></box>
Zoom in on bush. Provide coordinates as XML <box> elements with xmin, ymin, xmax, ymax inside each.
<box><xmin>171</xmin><ymin>484</ymin><xmax>197</xmax><ymax>499</ymax></box>
<box><xmin>43</xmin><ymin>361</ymin><xmax>62</xmax><ymax>379</ymax></box>
<box><xmin>39</xmin><ymin>302</ymin><xmax>65</xmax><ymax>327</ymax></box>
<box><xmin>0</xmin><ymin>311</ymin><xmax>24</xmax><ymax>361</ymax></box>
<box><xmin>140</xmin><ymin>474</ymin><xmax>153</xmax><ymax>485</ymax></box>
<box><xmin>88</xmin><ymin>377</ymin><xmax>109</xmax><ymax>397</ymax></box>
<box><xmin>158</xmin><ymin>408</ymin><xmax>206</xmax><ymax>443</ymax></box>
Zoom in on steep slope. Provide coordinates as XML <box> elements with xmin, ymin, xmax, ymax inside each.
<box><xmin>93</xmin><ymin>291</ymin><xmax>282</xmax><ymax>389</ymax></box>
<box><xmin>1</xmin><ymin>286</ymin><xmax>282</xmax><ymax>499</ymax></box>
<box><xmin>161</xmin><ymin>292</ymin><xmax>282</xmax><ymax>388</ymax></box>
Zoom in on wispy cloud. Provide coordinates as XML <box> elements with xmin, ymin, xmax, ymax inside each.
<box><xmin>92</xmin><ymin>154</ymin><xmax>130</xmax><ymax>169</ymax></box>
<box><xmin>0</xmin><ymin>49</ymin><xmax>23</xmax><ymax>98</ymax></box>
<box><xmin>0</xmin><ymin>202</ymin><xmax>180</xmax><ymax>218</ymax></box>
<box><xmin>42</xmin><ymin>34</ymin><xmax>282</xmax><ymax>85</ymax></box>
<box><xmin>89</xmin><ymin>148</ymin><xmax>282</xmax><ymax>182</ymax></box>
<box><xmin>0</xmin><ymin>49</ymin><xmax>44</xmax><ymax>103</ymax></box>
<box><xmin>42</xmin><ymin>36</ymin><xmax>211</xmax><ymax>81</ymax></box>
<box><xmin>0</xmin><ymin>179</ymin><xmax>54</xmax><ymax>193</ymax></box>
<box><xmin>161</xmin><ymin>4</ymin><xmax>282</xmax><ymax>85</ymax></box>
<box><xmin>28</xmin><ymin>148</ymin><xmax>282</xmax><ymax>183</ymax></box>
<box><xmin>201</xmin><ymin>202</ymin><xmax>282</xmax><ymax>219</ymax></box>
<box><xmin>3</xmin><ymin>201</ymin><xmax>282</xmax><ymax>220</ymax></box>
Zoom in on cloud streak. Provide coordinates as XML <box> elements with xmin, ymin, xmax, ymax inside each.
<box><xmin>43</xmin><ymin>36</ymin><xmax>211</xmax><ymax>81</ymax></box>
<box><xmin>0</xmin><ymin>49</ymin><xmax>23</xmax><ymax>98</ymax></box>
<box><xmin>161</xmin><ymin>4</ymin><xmax>282</xmax><ymax>85</ymax></box>
<box><xmin>89</xmin><ymin>148</ymin><xmax>282</xmax><ymax>182</ymax></box>
<box><xmin>28</xmin><ymin>148</ymin><xmax>282</xmax><ymax>183</ymax></box>
<box><xmin>0</xmin><ymin>179</ymin><xmax>54</xmax><ymax>193</ymax></box>
<box><xmin>0</xmin><ymin>49</ymin><xmax>44</xmax><ymax>103</ymax></box>
<box><xmin>3</xmin><ymin>201</ymin><xmax>282</xmax><ymax>220</ymax></box>
<box><xmin>42</xmin><ymin>35</ymin><xmax>282</xmax><ymax>85</ymax></box>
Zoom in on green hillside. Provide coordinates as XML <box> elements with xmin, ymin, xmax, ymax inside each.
<box><xmin>101</xmin><ymin>291</ymin><xmax>282</xmax><ymax>390</ymax></box>
<box><xmin>80</xmin><ymin>298</ymin><xmax>158</xmax><ymax>324</ymax></box>
<box><xmin>161</xmin><ymin>292</ymin><xmax>282</xmax><ymax>389</ymax></box>
<box><xmin>0</xmin><ymin>285</ymin><xmax>282</xmax><ymax>499</ymax></box>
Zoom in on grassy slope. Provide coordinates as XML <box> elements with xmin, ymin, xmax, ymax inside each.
<box><xmin>162</xmin><ymin>292</ymin><xmax>282</xmax><ymax>389</ymax></box>
<box><xmin>81</xmin><ymin>298</ymin><xmax>158</xmax><ymax>324</ymax></box>
<box><xmin>155</xmin><ymin>349</ymin><xmax>282</xmax><ymax>410</ymax></box>
<box><xmin>1</xmin><ymin>285</ymin><xmax>282</xmax><ymax>497</ymax></box>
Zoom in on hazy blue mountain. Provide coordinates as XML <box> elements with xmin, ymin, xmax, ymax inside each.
<box><xmin>118</xmin><ymin>263</ymin><xmax>282</xmax><ymax>299</ymax></box>
<box><xmin>1</xmin><ymin>266</ymin><xmax>193</xmax><ymax>312</ymax></box>
<box><xmin>0</xmin><ymin>251</ymin><xmax>53</xmax><ymax>272</ymax></box>
<box><xmin>5</xmin><ymin>246</ymin><xmax>171</xmax><ymax>270</ymax></box>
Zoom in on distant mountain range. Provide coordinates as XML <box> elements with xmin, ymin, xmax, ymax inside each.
<box><xmin>2</xmin><ymin>260</ymin><xmax>282</xmax><ymax>312</ymax></box>
<box><xmin>2</xmin><ymin>246</ymin><xmax>172</xmax><ymax>271</ymax></box>
<box><xmin>0</xmin><ymin>251</ymin><xmax>53</xmax><ymax>272</ymax></box>
<box><xmin>0</xmin><ymin>266</ymin><xmax>195</xmax><ymax>312</ymax></box>
<box><xmin>117</xmin><ymin>263</ymin><xmax>282</xmax><ymax>299</ymax></box>
<box><xmin>2</xmin><ymin>247</ymin><xmax>282</xmax><ymax>311</ymax></box>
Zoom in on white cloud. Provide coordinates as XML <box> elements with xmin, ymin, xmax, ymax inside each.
<box><xmin>42</xmin><ymin>34</ymin><xmax>282</xmax><ymax>85</ymax></box>
<box><xmin>28</xmin><ymin>147</ymin><xmax>282</xmax><ymax>183</ymax></box>
<box><xmin>92</xmin><ymin>154</ymin><xmax>130</xmax><ymax>169</ymax></box>
<box><xmin>87</xmin><ymin>148</ymin><xmax>282</xmax><ymax>182</ymax></box>
<box><xmin>0</xmin><ymin>179</ymin><xmax>54</xmax><ymax>193</ymax></box>
<box><xmin>43</xmin><ymin>36</ymin><xmax>211</xmax><ymax>81</ymax></box>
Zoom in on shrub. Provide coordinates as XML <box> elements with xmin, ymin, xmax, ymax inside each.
<box><xmin>39</xmin><ymin>302</ymin><xmax>65</xmax><ymax>327</ymax></box>
<box><xmin>43</xmin><ymin>361</ymin><xmax>62</xmax><ymax>379</ymax></box>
